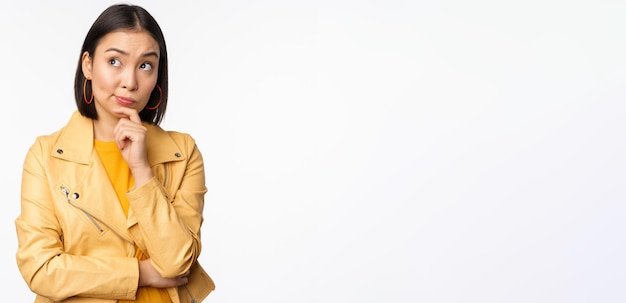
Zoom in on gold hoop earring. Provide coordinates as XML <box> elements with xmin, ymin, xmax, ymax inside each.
<box><xmin>146</xmin><ymin>85</ymin><xmax>162</xmax><ymax>110</ymax></box>
<box><xmin>83</xmin><ymin>79</ymin><xmax>93</xmax><ymax>104</ymax></box>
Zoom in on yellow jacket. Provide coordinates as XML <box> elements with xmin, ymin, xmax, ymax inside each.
<box><xmin>15</xmin><ymin>111</ymin><xmax>215</xmax><ymax>303</ymax></box>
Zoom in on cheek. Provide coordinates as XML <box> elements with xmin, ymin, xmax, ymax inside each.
<box><xmin>91</xmin><ymin>68</ymin><xmax>116</xmax><ymax>93</ymax></box>
<box><xmin>139</xmin><ymin>78</ymin><xmax>158</xmax><ymax>101</ymax></box>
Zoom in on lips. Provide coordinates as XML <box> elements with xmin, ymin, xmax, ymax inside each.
<box><xmin>116</xmin><ymin>96</ymin><xmax>136</xmax><ymax>106</ymax></box>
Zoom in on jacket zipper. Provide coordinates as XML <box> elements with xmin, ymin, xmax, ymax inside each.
<box><xmin>163</xmin><ymin>165</ymin><xmax>169</xmax><ymax>196</ymax></box>
<box><xmin>60</xmin><ymin>186</ymin><xmax>137</xmax><ymax>256</ymax></box>
<box><xmin>61</xmin><ymin>186</ymin><xmax>104</xmax><ymax>232</ymax></box>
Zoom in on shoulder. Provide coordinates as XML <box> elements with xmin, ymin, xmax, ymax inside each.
<box><xmin>26</xmin><ymin>111</ymin><xmax>92</xmax><ymax>158</ymax></box>
<box><xmin>27</xmin><ymin>111</ymin><xmax>87</xmax><ymax>148</ymax></box>
<box><xmin>27</xmin><ymin>128</ymin><xmax>63</xmax><ymax>155</ymax></box>
<box><xmin>145</xmin><ymin>124</ymin><xmax>202</xmax><ymax>160</ymax></box>
<box><xmin>147</xmin><ymin>124</ymin><xmax>197</xmax><ymax>144</ymax></box>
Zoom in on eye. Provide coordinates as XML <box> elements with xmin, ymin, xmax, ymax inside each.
<box><xmin>109</xmin><ymin>58</ymin><xmax>121</xmax><ymax>66</ymax></box>
<box><xmin>140</xmin><ymin>63</ymin><xmax>153</xmax><ymax>71</ymax></box>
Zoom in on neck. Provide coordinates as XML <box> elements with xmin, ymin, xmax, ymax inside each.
<box><xmin>92</xmin><ymin>116</ymin><xmax>118</xmax><ymax>142</ymax></box>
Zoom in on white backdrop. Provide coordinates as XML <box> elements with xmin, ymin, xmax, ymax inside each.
<box><xmin>1</xmin><ymin>1</ymin><xmax>626</xmax><ymax>302</ymax></box>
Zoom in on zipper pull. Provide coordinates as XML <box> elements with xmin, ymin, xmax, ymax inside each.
<box><xmin>61</xmin><ymin>187</ymin><xmax>69</xmax><ymax>197</ymax></box>
<box><xmin>61</xmin><ymin>187</ymin><xmax>80</xmax><ymax>200</ymax></box>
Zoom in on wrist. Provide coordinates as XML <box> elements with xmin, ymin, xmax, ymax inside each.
<box><xmin>131</xmin><ymin>165</ymin><xmax>154</xmax><ymax>188</ymax></box>
<box><xmin>138</xmin><ymin>259</ymin><xmax>149</xmax><ymax>287</ymax></box>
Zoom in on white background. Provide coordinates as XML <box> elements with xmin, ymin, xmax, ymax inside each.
<box><xmin>1</xmin><ymin>0</ymin><xmax>625</xmax><ymax>302</ymax></box>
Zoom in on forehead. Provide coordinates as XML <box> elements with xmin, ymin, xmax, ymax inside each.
<box><xmin>95</xmin><ymin>29</ymin><xmax>159</xmax><ymax>56</ymax></box>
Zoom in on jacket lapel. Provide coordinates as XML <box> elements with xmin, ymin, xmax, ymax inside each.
<box><xmin>52</xmin><ymin>112</ymin><xmax>131</xmax><ymax>242</ymax></box>
<box><xmin>145</xmin><ymin>123</ymin><xmax>187</xmax><ymax>165</ymax></box>
<box><xmin>51</xmin><ymin>111</ymin><xmax>186</xmax><ymax>244</ymax></box>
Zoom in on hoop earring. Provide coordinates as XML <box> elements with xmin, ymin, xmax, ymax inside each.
<box><xmin>83</xmin><ymin>79</ymin><xmax>93</xmax><ymax>104</ymax></box>
<box><xmin>146</xmin><ymin>85</ymin><xmax>162</xmax><ymax>110</ymax></box>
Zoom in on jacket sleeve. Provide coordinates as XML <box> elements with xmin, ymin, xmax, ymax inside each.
<box><xmin>15</xmin><ymin>138</ymin><xmax>139</xmax><ymax>301</ymax></box>
<box><xmin>126</xmin><ymin>134</ymin><xmax>207</xmax><ymax>278</ymax></box>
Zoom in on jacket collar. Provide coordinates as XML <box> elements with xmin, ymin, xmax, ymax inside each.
<box><xmin>52</xmin><ymin>111</ymin><xmax>186</xmax><ymax>165</ymax></box>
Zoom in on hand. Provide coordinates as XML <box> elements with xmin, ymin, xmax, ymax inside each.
<box><xmin>138</xmin><ymin>259</ymin><xmax>190</xmax><ymax>288</ymax></box>
<box><xmin>113</xmin><ymin>107</ymin><xmax>148</xmax><ymax>168</ymax></box>
<box><xmin>113</xmin><ymin>107</ymin><xmax>154</xmax><ymax>186</ymax></box>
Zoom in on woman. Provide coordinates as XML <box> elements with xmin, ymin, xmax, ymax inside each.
<box><xmin>15</xmin><ymin>4</ymin><xmax>215</xmax><ymax>302</ymax></box>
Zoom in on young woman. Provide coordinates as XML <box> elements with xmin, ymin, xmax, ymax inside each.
<box><xmin>15</xmin><ymin>4</ymin><xmax>214</xmax><ymax>302</ymax></box>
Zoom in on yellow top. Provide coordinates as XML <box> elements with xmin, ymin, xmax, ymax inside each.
<box><xmin>95</xmin><ymin>140</ymin><xmax>172</xmax><ymax>303</ymax></box>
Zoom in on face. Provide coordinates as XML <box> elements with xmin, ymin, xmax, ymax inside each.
<box><xmin>82</xmin><ymin>29</ymin><xmax>160</xmax><ymax>121</ymax></box>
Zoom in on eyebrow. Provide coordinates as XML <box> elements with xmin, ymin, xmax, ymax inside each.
<box><xmin>105</xmin><ymin>47</ymin><xmax>159</xmax><ymax>58</ymax></box>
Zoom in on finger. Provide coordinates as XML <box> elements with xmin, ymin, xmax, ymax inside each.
<box><xmin>115</xmin><ymin>130</ymin><xmax>142</xmax><ymax>150</ymax></box>
<box><xmin>177</xmin><ymin>276</ymin><xmax>189</xmax><ymax>285</ymax></box>
<box><xmin>114</xmin><ymin>118</ymin><xmax>145</xmax><ymax>136</ymax></box>
<box><xmin>179</xmin><ymin>270</ymin><xmax>191</xmax><ymax>278</ymax></box>
<box><xmin>117</xmin><ymin>139</ymin><xmax>126</xmax><ymax>151</ymax></box>
<box><xmin>113</xmin><ymin>107</ymin><xmax>141</xmax><ymax>124</ymax></box>
<box><xmin>114</xmin><ymin>119</ymin><xmax>146</xmax><ymax>143</ymax></box>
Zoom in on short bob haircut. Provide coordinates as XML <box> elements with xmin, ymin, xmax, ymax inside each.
<box><xmin>74</xmin><ymin>4</ymin><xmax>168</xmax><ymax>125</ymax></box>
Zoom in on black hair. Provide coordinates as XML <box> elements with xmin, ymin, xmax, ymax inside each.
<box><xmin>73</xmin><ymin>4</ymin><xmax>168</xmax><ymax>125</ymax></box>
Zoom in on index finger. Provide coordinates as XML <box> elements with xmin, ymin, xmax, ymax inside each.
<box><xmin>113</xmin><ymin>107</ymin><xmax>141</xmax><ymax>124</ymax></box>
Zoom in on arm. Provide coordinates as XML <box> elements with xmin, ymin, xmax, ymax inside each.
<box><xmin>15</xmin><ymin>140</ymin><xmax>139</xmax><ymax>301</ymax></box>
<box><xmin>126</xmin><ymin>134</ymin><xmax>207</xmax><ymax>278</ymax></box>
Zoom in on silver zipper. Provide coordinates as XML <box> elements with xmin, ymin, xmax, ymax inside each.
<box><xmin>60</xmin><ymin>186</ymin><xmax>136</xmax><ymax>252</ymax></box>
<box><xmin>61</xmin><ymin>186</ymin><xmax>104</xmax><ymax>232</ymax></box>
<box><xmin>162</xmin><ymin>165</ymin><xmax>169</xmax><ymax>198</ymax></box>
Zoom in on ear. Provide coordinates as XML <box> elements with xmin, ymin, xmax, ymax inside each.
<box><xmin>81</xmin><ymin>51</ymin><xmax>93</xmax><ymax>80</ymax></box>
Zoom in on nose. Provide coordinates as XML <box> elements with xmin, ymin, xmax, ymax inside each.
<box><xmin>121</xmin><ymin>67</ymin><xmax>138</xmax><ymax>90</ymax></box>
